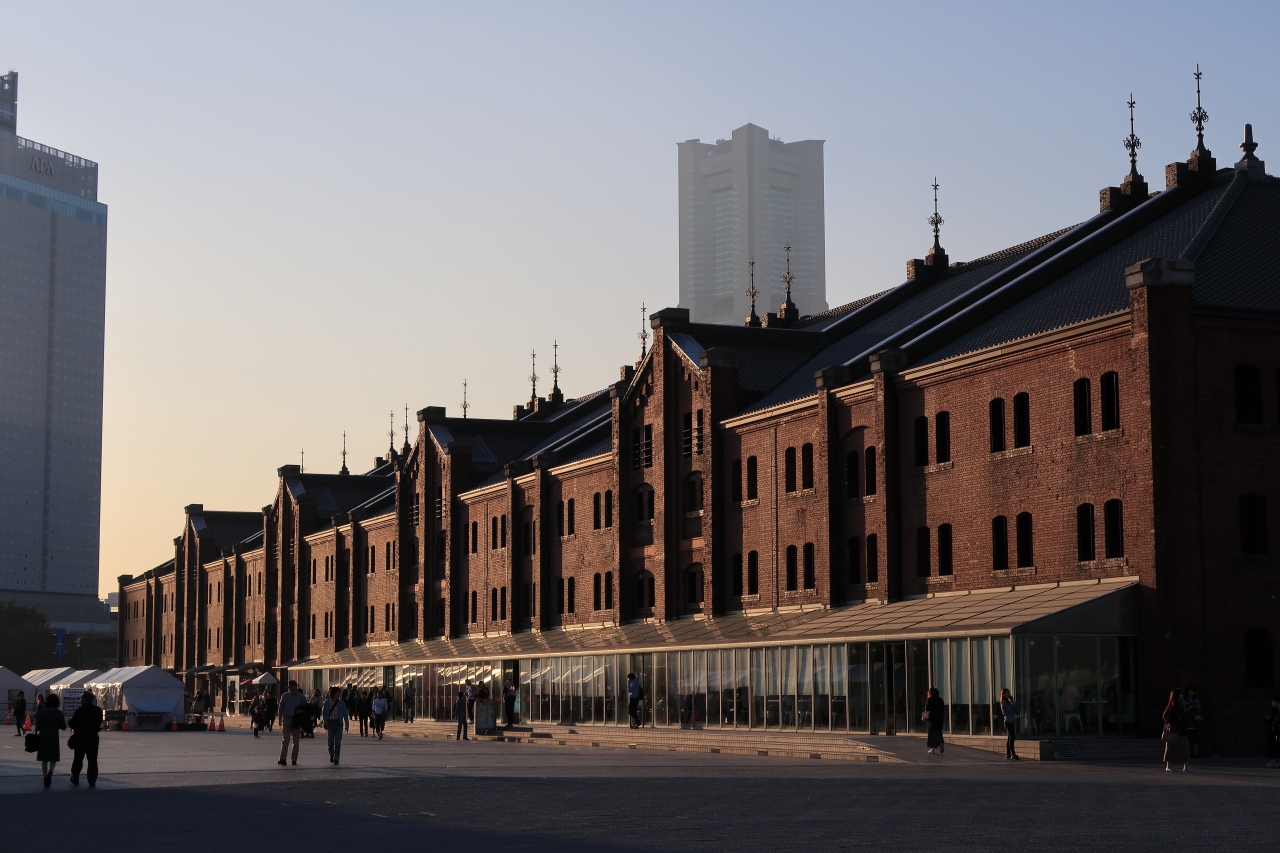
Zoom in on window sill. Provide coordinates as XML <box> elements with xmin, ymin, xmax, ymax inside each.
<box><xmin>739</xmin><ymin>499</ymin><xmax>760</xmax><ymax>509</ymax></box>
<box><xmin>1075</xmin><ymin>428</ymin><xmax>1124</xmax><ymax>445</ymax></box>
<box><xmin>916</xmin><ymin>460</ymin><xmax>954</xmax><ymax>475</ymax></box>
<box><xmin>992</xmin><ymin>565</ymin><xmax>1037</xmax><ymax>579</ymax></box>
<box><xmin>560</xmin><ymin>533</ymin><xmax>578</xmax><ymax>542</ymax></box>
<box><xmin>925</xmin><ymin>574</ymin><xmax>955</xmax><ymax>585</ymax></box>
<box><xmin>990</xmin><ymin>446</ymin><xmax>1033</xmax><ymax>460</ymax></box>
<box><xmin>785</xmin><ymin>488</ymin><xmax>818</xmax><ymax>499</ymax></box>
<box><xmin>1076</xmin><ymin>557</ymin><xmax>1128</xmax><ymax>570</ymax></box>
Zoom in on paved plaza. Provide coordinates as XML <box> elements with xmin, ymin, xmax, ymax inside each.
<box><xmin>1</xmin><ymin>729</ymin><xmax>1277</xmax><ymax>851</ymax></box>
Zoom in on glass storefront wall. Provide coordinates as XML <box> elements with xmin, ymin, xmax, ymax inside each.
<box><xmin>292</xmin><ymin>632</ymin><xmax>1136</xmax><ymax>737</ymax></box>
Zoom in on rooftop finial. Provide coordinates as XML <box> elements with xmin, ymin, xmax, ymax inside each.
<box><xmin>781</xmin><ymin>245</ymin><xmax>795</xmax><ymax>301</ymax></box>
<box><xmin>340</xmin><ymin>431</ymin><xmax>348</xmax><ymax>475</ymax></box>
<box><xmin>529</xmin><ymin>350</ymin><xmax>538</xmax><ymax>400</ymax></box>
<box><xmin>300</xmin><ymin>448</ymin><xmax>305</xmax><ymax>474</ymax></box>
<box><xmin>1124</xmin><ymin>94</ymin><xmax>1142</xmax><ymax>179</ymax></box>
<box><xmin>460</xmin><ymin>379</ymin><xmax>470</xmax><ymax>419</ymax></box>
<box><xmin>927</xmin><ymin>179</ymin><xmax>944</xmax><ymax>250</ymax></box>
<box><xmin>388</xmin><ymin>409</ymin><xmax>395</xmax><ymax>452</ymax></box>
<box><xmin>744</xmin><ymin>259</ymin><xmax>761</xmax><ymax>327</ymax></box>
<box><xmin>1241</xmin><ymin>123</ymin><xmax>1259</xmax><ymax>159</ymax></box>
<box><xmin>1191</xmin><ymin>65</ymin><xmax>1209</xmax><ymax>156</ymax></box>
<box><xmin>638</xmin><ymin>303</ymin><xmax>649</xmax><ymax>359</ymax></box>
<box><xmin>551</xmin><ymin>340</ymin><xmax>561</xmax><ymax>391</ymax></box>
<box><xmin>403</xmin><ymin>403</ymin><xmax>411</xmax><ymax>452</ymax></box>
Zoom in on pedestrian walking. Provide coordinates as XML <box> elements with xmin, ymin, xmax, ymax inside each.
<box><xmin>34</xmin><ymin>693</ymin><xmax>66</xmax><ymax>788</ymax></box>
<box><xmin>924</xmin><ymin>687</ymin><xmax>946</xmax><ymax>754</ymax></box>
<box><xmin>454</xmin><ymin>687</ymin><xmax>469</xmax><ymax>741</ymax></box>
<box><xmin>68</xmin><ymin>691</ymin><xmax>104</xmax><ymax>787</ymax></box>
<box><xmin>12</xmin><ymin>690</ymin><xmax>26</xmax><ymax>737</ymax></box>
<box><xmin>503</xmin><ymin>680</ymin><xmax>517</xmax><ymax>729</ymax></box>
<box><xmin>1162</xmin><ymin>689</ymin><xmax>1192</xmax><ymax>772</ymax></box>
<box><xmin>403</xmin><ymin>682</ymin><xmax>416</xmax><ymax>723</ymax></box>
<box><xmin>465</xmin><ymin>679</ymin><xmax>476</xmax><ymax>722</ymax></box>
<box><xmin>357</xmin><ymin>689</ymin><xmax>372</xmax><ymax>737</ymax></box>
<box><xmin>1265</xmin><ymin>697</ymin><xmax>1280</xmax><ymax>768</ymax></box>
<box><xmin>1183</xmin><ymin>686</ymin><xmax>1204</xmax><ymax>759</ymax></box>
<box><xmin>999</xmin><ymin>688</ymin><xmax>1020</xmax><ymax>760</ymax></box>
<box><xmin>322</xmin><ymin>687</ymin><xmax>349</xmax><ymax>765</ymax></box>
<box><xmin>626</xmin><ymin>673</ymin><xmax>643</xmax><ymax>729</ymax></box>
<box><xmin>371</xmin><ymin>690</ymin><xmax>388</xmax><ymax>739</ymax></box>
<box><xmin>264</xmin><ymin>692</ymin><xmax>278</xmax><ymax>733</ymax></box>
<box><xmin>276</xmin><ymin>680</ymin><xmax>308</xmax><ymax>766</ymax></box>
<box><xmin>250</xmin><ymin>696</ymin><xmax>264</xmax><ymax>737</ymax></box>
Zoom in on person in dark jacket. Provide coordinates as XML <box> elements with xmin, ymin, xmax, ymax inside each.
<box><xmin>322</xmin><ymin>687</ymin><xmax>349</xmax><ymax>765</ymax></box>
<box><xmin>35</xmin><ymin>694</ymin><xmax>66</xmax><ymax>788</ymax></box>
<box><xmin>1000</xmin><ymin>688</ymin><xmax>1020</xmax><ymax>760</ymax></box>
<box><xmin>454</xmin><ymin>688</ymin><xmax>469</xmax><ymax>741</ymax></box>
<box><xmin>1162</xmin><ymin>689</ymin><xmax>1192</xmax><ymax>772</ymax></box>
<box><xmin>924</xmin><ymin>687</ymin><xmax>946</xmax><ymax>754</ymax></box>
<box><xmin>12</xmin><ymin>691</ymin><xmax>26</xmax><ymax>737</ymax></box>
<box><xmin>68</xmin><ymin>691</ymin><xmax>104</xmax><ymax>787</ymax></box>
<box><xmin>1264</xmin><ymin>697</ymin><xmax>1280</xmax><ymax>768</ymax></box>
<box><xmin>357</xmin><ymin>690</ymin><xmax>372</xmax><ymax>737</ymax></box>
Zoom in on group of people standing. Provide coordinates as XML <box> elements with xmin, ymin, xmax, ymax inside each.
<box><xmin>21</xmin><ymin>691</ymin><xmax>104</xmax><ymax>788</ymax></box>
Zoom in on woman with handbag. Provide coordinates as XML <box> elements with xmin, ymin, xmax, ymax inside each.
<box><xmin>68</xmin><ymin>691</ymin><xmax>104</xmax><ymax>787</ymax></box>
<box><xmin>34</xmin><ymin>693</ymin><xmax>66</xmax><ymax>788</ymax></box>
<box><xmin>924</xmin><ymin>687</ymin><xmax>946</xmax><ymax>754</ymax></box>
<box><xmin>1162</xmin><ymin>689</ymin><xmax>1192</xmax><ymax>772</ymax></box>
<box><xmin>1000</xmin><ymin>688</ymin><xmax>1020</xmax><ymax>760</ymax></box>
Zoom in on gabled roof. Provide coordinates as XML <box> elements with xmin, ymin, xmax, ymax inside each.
<box><xmin>189</xmin><ymin>510</ymin><xmax>262</xmax><ymax>552</ymax></box>
<box><xmin>283</xmin><ymin>472</ymin><xmax>393</xmax><ymax>519</ymax></box>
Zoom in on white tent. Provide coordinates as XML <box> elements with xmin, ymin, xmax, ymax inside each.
<box><xmin>22</xmin><ymin>667</ymin><xmax>74</xmax><ymax>695</ymax></box>
<box><xmin>84</xmin><ymin>666</ymin><xmax>185</xmax><ymax>727</ymax></box>
<box><xmin>49</xmin><ymin>670</ymin><xmax>103</xmax><ymax>717</ymax></box>
<box><xmin>0</xmin><ymin>667</ymin><xmax>37</xmax><ymax>725</ymax></box>
<box><xmin>250</xmin><ymin>672</ymin><xmax>278</xmax><ymax>686</ymax></box>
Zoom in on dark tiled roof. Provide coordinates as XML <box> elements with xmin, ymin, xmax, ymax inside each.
<box><xmin>193</xmin><ymin>511</ymin><xmax>262</xmax><ymax>551</ymax></box>
<box><xmin>287</xmin><ymin>473</ymin><xmax>394</xmax><ymax>518</ymax></box>
<box><xmin>1194</xmin><ymin>179</ymin><xmax>1280</xmax><ymax>312</ymax></box>
<box><xmin>793</xmin><ymin>288</ymin><xmax>893</xmax><ymax>331</ymax></box>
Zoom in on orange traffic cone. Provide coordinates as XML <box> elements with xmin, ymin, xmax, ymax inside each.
<box><xmin>3</xmin><ymin>711</ymin><xmax>10</xmax><ymax>725</ymax></box>
<box><xmin>24</xmin><ymin>715</ymin><xmax>31</xmax><ymax>731</ymax></box>
<box><xmin>122</xmin><ymin>718</ymin><xmax>129</xmax><ymax>731</ymax></box>
<box><xmin>218</xmin><ymin>717</ymin><xmax>226</xmax><ymax>732</ymax></box>
<box><xmin>170</xmin><ymin>720</ymin><xmax>178</xmax><ymax>731</ymax></box>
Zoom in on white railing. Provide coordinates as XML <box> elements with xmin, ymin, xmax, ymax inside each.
<box><xmin>17</xmin><ymin>136</ymin><xmax>96</xmax><ymax>170</ymax></box>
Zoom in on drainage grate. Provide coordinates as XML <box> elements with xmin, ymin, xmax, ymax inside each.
<box><xmin>1053</xmin><ymin>742</ymin><xmax>1078</xmax><ymax>760</ymax></box>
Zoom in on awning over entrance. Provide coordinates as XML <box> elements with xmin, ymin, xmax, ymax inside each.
<box><xmin>296</xmin><ymin>577</ymin><xmax>1138</xmax><ymax>670</ymax></box>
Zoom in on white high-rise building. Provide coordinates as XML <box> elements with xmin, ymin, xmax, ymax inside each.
<box><xmin>0</xmin><ymin>71</ymin><xmax>109</xmax><ymax>625</ymax></box>
<box><xmin>678</xmin><ymin>123</ymin><xmax>827</xmax><ymax>325</ymax></box>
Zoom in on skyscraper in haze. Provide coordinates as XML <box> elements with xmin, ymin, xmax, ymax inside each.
<box><xmin>678</xmin><ymin>123</ymin><xmax>827</xmax><ymax>324</ymax></box>
<box><xmin>0</xmin><ymin>71</ymin><xmax>109</xmax><ymax>625</ymax></box>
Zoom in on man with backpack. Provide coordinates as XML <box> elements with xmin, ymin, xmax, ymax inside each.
<box><xmin>627</xmin><ymin>673</ymin><xmax>644</xmax><ymax>729</ymax></box>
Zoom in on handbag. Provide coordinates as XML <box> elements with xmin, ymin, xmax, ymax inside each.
<box><xmin>1160</xmin><ymin>728</ymin><xmax>1179</xmax><ymax>744</ymax></box>
<box><xmin>24</xmin><ymin>732</ymin><xmax>39</xmax><ymax>753</ymax></box>
<box><xmin>67</xmin><ymin>733</ymin><xmax>79</xmax><ymax>751</ymax></box>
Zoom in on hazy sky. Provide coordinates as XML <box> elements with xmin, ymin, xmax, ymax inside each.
<box><xmin>3</xmin><ymin>1</ymin><xmax>1278</xmax><ymax>595</ymax></box>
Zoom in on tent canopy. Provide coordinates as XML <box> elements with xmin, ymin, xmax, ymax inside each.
<box><xmin>84</xmin><ymin>666</ymin><xmax>185</xmax><ymax>718</ymax></box>
<box><xmin>0</xmin><ymin>667</ymin><xmax>37</xmax><ymax>696</ymax></box>
<box><xmin>22</xmin><ymin>667</ymin><xmax>74</xmax><ymax>693</ymax></box>
<box><xmin>49</xmin><ymin>670</ymin><xmax>102</xmax><ymax>691</ymax></box>
<box><xmin>250</xmin><ymin>672</ymin><xmax>278</xmax><ymax>686</ymax></box>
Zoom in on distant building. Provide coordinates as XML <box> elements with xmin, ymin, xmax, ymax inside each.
<box><xmin>0</xmin><ymin>71</ymin><xmax>109</xmax><ymax>625</ymax></box>
<box><xmin>678</xmin><ymin>123</ymin><xmax>827</xmax><ymax>324</ymax></box>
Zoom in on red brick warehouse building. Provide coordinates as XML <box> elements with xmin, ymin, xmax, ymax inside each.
<box><xmin>118</xmin><ymin>116</ymin><xmax>1280</xmax><ymax>752</ymax></box>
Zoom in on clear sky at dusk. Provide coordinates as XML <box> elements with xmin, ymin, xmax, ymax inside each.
<box><xmin>1</xmin><ymin>1</ymin><xmax>1277</xmax><ymax>595</ymax></box>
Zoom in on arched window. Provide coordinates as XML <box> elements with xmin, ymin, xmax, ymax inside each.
<box><xmin>683</xmin><ymin>473</ymin><xmax>704</xmax><ymax>513</ymax></box>
<box><xmin>470</xmin><ymin>590</ymin><xmax>477</xmax><ymax>624</ymax></box>
<box><xmin>1245</xmin><ymin>629</ymin><xmax>1274</xmax><ymax>689</ymax></box>
<box><xmin>916</xmin><ymin>526</ymin><xmax>931</xmax><ymax>577</ymax></box>
<box><xmin>802</xmin><ymin>543</ymin><xmax>815</xmax><ymax>589</ymax></box>
<box><xmin>1101</xmin><ymin>372</ymin><xmax>1120</xmax><ymax>431</ymax></box>
<box><xmin>500</xmin><ymin>586</ymin><xmax>507</xmax><ymax>620</ymax></box>
<box><xmin>491</xmin><ymin>516</ymin><xmax>498</xmax><ymax>550</ymax></box>
<box><xmin>604</xmin><ymin>571</ymin><xmax>613</xmax><ymax>609</ymax></box>
<box><xmin>731</xmin><ymin>553</ymin><xmax>743</xmax><ymax>597</ymax></box>
<box><xmin>604</xmin><ymin>490</ymin><xmax>613</xmax><ymax>527</ymax></box>
<box><xmin>1236</xmin><ymin>364</ymin><xmax>1264</xmax><ymax>424</ymax></box>
<box><xmin>747</xmin><ymin>551</ymin><xmax>759</xmax><ymax>595</ymax></box>
<box><xmin>1241</xmin><ymin>494</ymin><xmax>1269</xmax><ymax>555</ymax></box>
<box><xmin>992</xmin><ymin>516</ymin><xmax>1009</xmax><ymax>571</ymax></box>
<box><xmin>801</xmin><ymin>443</ymin><xmax>814</xmax><ymax>489</ymax></box>
<box><xmin>491</xmin><ymin>588</ymin><xmax>498</xmax><ymax>621</ymax></box>
<box><xmin>1016</xmin><ymin>512</ymin><xmax>1034</xmax><ymax>567</ymax></box>
<box><xmin>635</xmin><ymin>571</ymin><xmax>656</xmax><ymax>609</ymax></box>
<box><xmin>1077</xmin><ymin>503</ymin><xmax>1096</xmax><ymax>561</ymax></box>
<box><xmin>864</xmin><ymin>447</ymin><xmax>877</xmax><ymax>495</ymax></box>
<box><xmin>785</xmin><ymin>447</ymin><xmax>797</xmax><ymax>493</ymax></box>
<box><xmin>501</xmin><ymin>514</ymin><xmax>507</xmax><ymax>548</ymax></box>
<box><xmin>470</xmin><ymin>521</ymin><xmax>478</xmax><ymax>554</ymax></box>
<box><xmin>1013</xmin><ymin>392</ymin><xmax>1031</xmax><ymax>448</ymax></box>
<box><xmin>593</xmin><ymin>573</ymin><xmax>602</xmax><ymax>610</ymax></box>
<box><xmin>566</xmin><ymin>498</ymin><xmax>576</xmax><ymax>535</ymax></box>
<box><xmin>634</xmin><ymin>484</ymin><xmax>655</xmax><ymax>522</ymax></box>
<box><xmin>746</xmin><ymin>456</ymin><xmax>758</xmax><ymax>501</ymax></box>
<box><xmin>989</xmin><ymin>398</ymin><xmax>1006</xmax><ymax>453</ymax></box>
<box><xmin>1104</xmin><ymin>499</ymin><xmax>1124</xmax><ymax>558</ymax></box>
<box><xmin>866</xmin><ymin>535</ymin><xmax>879</xmax><ymax>583</ymax></box>
<box><xmin>935</xmin><ymin>412</ymin><xmax>951</xmax><ymax>464</ymax></box>
<box><xmin>567</xmin><ymin>577</ymin><xmax>576</xmax><ymax>613</ymax></box>
<box><xmin>847</xmin><ymin>536</ymin><xmax>861</xmax><ymax>584</ymax></box>
<box><xmin>593</xmin><ymin>493</ymin><xmax>602</xmax><ymax>529</ymax></box>
<box><xmin>686</xmin><ymin>564</ymin><xmax>703</xmax><ymax>605</ymax></box>
<box><xmin>938</xmin><ymin>523</ymin><xmax>953</xmax><ymax>575</ymax></box>
<box><xmin>845</xmin><ymin>450</ymin><xmax>859</xmax><ymax>499</ymax></box>
<box><xmin>785</xmin><ymin>545</ymin><xmax>799</xmax><ymax>591</ymax></box>
<box><xmin>1073</xmin><ymin>377</ymin><xmax>1092</xmax><ymax>436</ymax></box>
<box><xmin>914</xmin><ymin>416</ymin><xmax>929</xmax><ymax>467</ymax></box>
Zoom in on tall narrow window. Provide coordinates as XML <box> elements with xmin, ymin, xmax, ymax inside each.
<box><xmin>1236</xmin><ymin>364</ymin><xmax>1263</xmax><ymax>424</ymax></box>
<box><xmin>557</xmin><ymin>500</ymin><xmax>565</xmax><ymax>537</ymax></box>
<box><xmin>1241</xmin><ymin>494</ymin><xmax>1269</xmax><ymax>555</ymax></box>
<box><xmin>847</xmin><ymin>536</ymin><xmax>861</xmax><ymax>584</ymax></box>
<box><xmin>593</xmin><ymin>573</ymin><xmax>602</xmax><ymax>610</ymax></box>
<box><xmin>501</xmin><ymin>514</ymin><xmax>507</xmax><ymax>547</ymax></box>
<box><xmin>731</xmin><ymin>553</ymin><xmax>743</xmax><ymax>597</ymax></box>
<box><xmin>1013</xmin><ymin>392</ymin><xmax>1031</xmax><ymax>448</ymax></box>
<box><xmin>913</xmin><ymin>416</ymin><xmax>930</xmax><ymax>467</ymax></box>
<box><xmin>845</xmin><ymin>450</ymin><xmax>859</xmax><ymax>499</ymax></box>
<box><xmin>557</xmin><ymin>578</ymin><xmax>565</xmax><ymax>614</ymax></box>
<box><xmin>631</xmin><ymin>427</ymin><xmax>642</xmax><ymax>470</ymax></box>
<box><xmin>1073</xmin><ymin>377</ymin><xmax>1092</xmax><ymax>436</ymax></box>
<box><xmin>864</xmin><ymin>447</ymin><xmax>877</xmax><ymax>495</ymax></box>
<box><xmin>1015</xmin><ymin>512</ymin><xmax>1034</xmax><ymax>568</ymax></box>
<box><xmin>866</xmin><ymin>535</ymin><xmax>879</xmax><ymax>583</ymax></box>
<box><xmin>500</xmin><ymin>586</ymin><xmax>507</xmax><ymax>620</ymax></box>
<box><xmin>686</xmin><ymin>565</ymin><xmax>703</xmax><ymax>604</ymax></box>
<box><xmin>635</xmin><ymin>485</ymin><xmax>655</xmax><ymax>522</ymax></box>
<box><xmin>604</xmin><ymin>572</ymin><xmax>613</xmax><ymax>609</ymax></box>
<box><xmin>746</xmin><ymin>456</ymin><xmax>758</xmax><ymax>500</ymax></box>
<box><xmin>491</xmin><ymin>517</ymin><xmax>498</xmax><ymax>550</ymax></box>
<box><xmin>785</xmin><ymin>545</ymin><xmax>798</xmax><ymax>591</ymax></box>
<box><xmin>593</xmin><ymin>493</ymin><xmax>602</xmax><ymax>530</ymax></box>
<box><xmin>989</xmin><ymin>398</ymin><xmax>1006</xmax><ymax>452</ymax></box>
<box><xmin>1100</xmin><ymin>372</ymin><xmax>1120</xmax><ymax>431</ymax></box>
<box><xmin>604</xmin><ymin>490</ymin><xmax>613</xmax><ymax>527</ymax></box>
<box><xmin>747</xmin><ymin>551</ymin><xmax>759</xmax><ymax>595</ymax></box>
<box><xmin>643</xmin><ymin>424</ymin><xmax>654</xmax><ymax>467</ymax></box>
<box><xmin>1103</xmin><ymin>499</ymin><xmax>1124</xmax><ymax>559</ymax></box>
<box><xmin>992</xmin><ymin>516</ymin><xmax>1009</xmax><ymax>571</ymax></box>
<box><xmin>1077</xmin><ymin>503</ymin><xmax>1096</xmax><ymax>562</ymax></box>
<box><xmin>682</xmin><ymin>412</ymin><xmax>694</xmax><ymax>457</ymax></box>
<box><xmin>695</xmin><ymin>410</ymin><xmax>704</xmax><ymax>455</ymax></box>
<box><xmin>1244</xmin><ymin>629</ymin><xmax>1274</xmax><ymax>689</ymax></box>
<box><xmin>795</xmin><ymin>542</ymin><xmax>812</xmax><ymax>589</ymax></box>
<box><xmin>801</xmin><ymin>443</ymin><xmax>814</xmax><ymax>490</ymax></box>
<box><xmin>938</xmin><ymin>524</ymin><xmax>953</xmax><ymax>575</ymax></box>
<box><xmin>470</xmin><ymin>591</ymin><xmax>477</xmax><ymax>624</ymax></box>
<box><xmin>731</xmin><ymin>459</ymin><xmax>743</xmax><ymax>503</ymax></box>
<box><xmin>916</xmin><ymin>526</ymin><xmax>931</xmax><ymax>577</ymax></box>
<box><xmin>567</xmin><ymin>498</ymin><xmax>576</xmax><ymax>535</ymax></box>
<box><xmin>785</xmin><ymin>447</ymin><xmax>797</xmax><ymax>493</ymax></box>
<box><xmin>470</xmin><ymin>521</ymin><xmax>478</xmax><ymax>554</ymax></box>
<box><xmin>935</xmin><ymin>412</ymin><xmax>951</xmax><ymax>464</ymax></box>
<box><xmin>567</xmin><ymin>577</ymin><xmax>576</xmax><ymax>613</ymax></box>
<box><xmin>491</xmin><ymin>589</ymin><xmax>498</xmax><ymax>622</ymax></box>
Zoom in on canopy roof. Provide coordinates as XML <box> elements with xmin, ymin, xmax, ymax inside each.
<box><xmin>49</xmin><ymin>670</ymin><xmax>102</xmax><ymax>690</ymax></box>
<box><xmin>22</xmin><ymin>667</ymin><xmax>74</xmax><ymax>692</ymax></box>
<box><xmin>0</xmin><ymin>667</ymin><xmax>37</xmax><ymax>694</ymax></box>
<box><xmin>85</xmin><ymin>665</ymin><xmax>185</xmax><ymax>689</ymax></box>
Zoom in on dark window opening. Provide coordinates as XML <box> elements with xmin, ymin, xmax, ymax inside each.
<box><xmin>866</xmin><ymin>535</ymin><xmax>879</xmax><ymax>583</ymax></box>
<box><xmin>1104</xmin><ymin>499</ymin><xmax>1124</xmax><ymax>558</ymax></box>
<box><xmin>556</xmin><ymin>578</ymin><xmax>565</xmax><ymax>615</ymax></box>
<box><xmin>801</xmin><ymin>443</ymin><xmax>814</xmax><ymax>489</ymax></box>
<box><xmin>913</xmin><ymin>416</ymin><xmax>929</xmax><ymax>467</ymax></box>
<box><xmin>747</xmin><ymin>551</ymin><xmax>759</xmax><ymax>595</ymax></box>
<box><xmin>682</xmin><ymin>412</ymin><xmax>694</xmax><ymax>457</ymax></box>
<box><xmin>567</xmin><ymin>498</ymin><xmax>576</xmax><ymax>535</ymax></box>
<box><xmin>785</xmin><ymin>447</ymin><xmax>797</xmax><ymax>493</ymax></box>
<box><xmin>916</xmin><ymin>526</ymin><xmax>931</xmax><ymax>577</ymax></box>
<box><xmin>1073</xmin><ymin>377</ymin><xmax>1092</xmax><ymax>436</ymax></box>
<box><xmin>1077</xmin><ymin>503</ymin><xmax>1096</xmax><ymax>562</ymax></box>
<box><xmin>1013</xmin><ymin>392</ymin><xmax>1031</xmax><ymax>448</ymax></box>
<box><xmin>604</xmin><ymin>490</ymin><xmax>613</xmax><ymax>527</ymax></box>
<box><xmin>604</xmin><ymin>572</ymin><xmax>613</xmax><ymax>609</ymax></box>
<box><xmin>593</xmin><ymin>573</ymin><xmax>602</xmax><ymax>610</ymax></box>
<box><xmin>1244</xmin><ymin>629</ymin><xmax>1274</xmax><ymax>689</ymax></box>
<box><xmin>643</xmin><ymin>425</ymin><xmax>654</xmax><ymax>467</ymax></box>
<box><xmin>938</xmin><ymin>523</ymin><xmax>953</xmax><ymax>575</ymax></box>
<box><xmin>500</xmin><ymin>586</ymin><xmax>507</xmax><ymax>620</ymax></box>
<box><xmin>992</xmin><ymin>516</ymin><xmax>1009</xmax><ymax>571</ymax></box>
<box><xmin>785</xmin><ymin>545</ymin><xmax>798</xmax><ymax>591</ymax></box>
<box><xmin>864</xmin><ymin>447</ymin><xmax>877</xmax><ymax>495</ymax></box>
<box><xmin>686</xmin><ymin>565</ymin><xmax>703</xmax><ymax>605</ymax></box>
<box><xmin>989</xmin><ymin>398</ymin><xmax>1006</xmax><ymax>453</ymax></box>
<box><xmin>1236</xmin><ymin>364</ymin><xmax>1264</xmax><ymax>424</ymax></box>
<box><xmin>491</xmin><ymin>588</ymin><xmax>498</xmax><ymax>622</ymax></box>
<box><xmin>491</xmin><ymin>517</ymin><xmax>498</xmax><ymax>550</ymax></box>
<box><xmin>746</xmin><ymin>456</ymin><xmax>759</xmax><ymax>500</ymax></box>
<box><xmin>567</xmin><ymin>577</ymin><xmax>576</xmax><ymax>613</ymax></box>
<box><xmin>696</xmin><ymin>409</ymin><xmax>704</xmax><ymax>455</ymax></box>
<box><xmin>802</xmin><ymin>543</ymin><xmax>815</xmax><ymax>589</ymax></box>
<box><xmin>470</xmin><ymin>522</ymin><xmax>478</xmax><ymax>554</ymax></box>
<box><xmin>635</xmin><ymin>571</ymin><xmax>655</xmax><ymax>609</ymax></box>
<box><xmin>1100</xmin><ymin>372</ymin><xmax>1120</xmax><ymax>431</ymax></box>
<box><xmin>470</xmin><ymin>591</ymin><xmax>477</xmax><ymax>624</ymax></box>
<box><xmin>593</xmin><ymin>493</ymin><xmax>602</xmax><ymax>529</ymax></box>
<box><xmin>936</xmin><ymin>412</ymin><xmax>951</xmax><ymax>464</ymax></box>
<box><xmin>1016</xmin><ymin>512</ymin><xmax>1034</xmax><ymax>568</ymax></box>
<box><xmin>1241</xmin><ymin>494</ymin><xmax>1269</xmax><ymax>555</ymax></box>
<box><xmin>635</xmin><ymin>485</ymin><xmax>655</xmax><ymax>522</ymax></box>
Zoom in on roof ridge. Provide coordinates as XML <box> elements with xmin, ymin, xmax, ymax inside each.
<box><xmin>795</xmin><ymin>288</ymin><xmax>892</xmax><ymax>326</ymax></box>
<box><xmin>1182</xmin><ymin>170</ymin><xmax>1249</xmax><ymax>262</ymax></box>
<box><xmin>960</xmin><ymin>225</ymin><xmax>1078</xmax><ymax>268</ymax></box>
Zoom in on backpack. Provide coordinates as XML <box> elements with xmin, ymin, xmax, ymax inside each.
<box><xmin>637</xmin><ymin>685</ymin><xmax>646</xmax><ymax>701</ymax></box>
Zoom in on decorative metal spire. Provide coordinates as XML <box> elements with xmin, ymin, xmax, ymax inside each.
<box><xmin>300</xmin><ymin>448</ymin><xmax>305</xmax><ymax>474</ymax></box>
<box><xmin>1123</xmin><ymin>94</ymin><xmax>1142</xmax><ymax>178</ymax></box>
<box><xmin>637</xmin><ymin>303</ymin><xmax>649</xmax><ymax>359</ymax></box>
<box><xmin>745</xmin><ymin>259</ymin><xmax>760</xmax><ymax>326</ymax></box>
<box><xmin>1190</xmin><ymin>65</ymin><xmax>1209</xmax><ymax>155</ymax></box>
<box><xmin>551</xmin><ymin>340</ymin><xmax>561</xmax><ymax>391</ymax></box>
<box><xmin>460</xmin><ymin>380</ymin><xmax>470</xmax><ymax>419</ymax></box>
<box><xmin>529</xmin><ymin>350</ymin><xmax>538</xmax><ymax>400</ymax></box>
<box><xmin>388</xmin><ymin>409</ymin><xmax>395</xmax><ymax>450</ymax></box>
<box><xmin>341</xmin><ymin>431</ymin><xmax>348</xmax><ymax>474</ymax></box>
<box><xmin>403</xmin><ymin>403</ymin><xmax>411</xmax><ymax>450</ymax></box>
<box><xmin>927</xmin><ymin>179</ymin><xmax>944</xmax><ymax>250</ymax></box>
<box><xmin>780</xmin><ymin>245</ymin><xmax>795</xmax><ymax>300</ymax></box>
